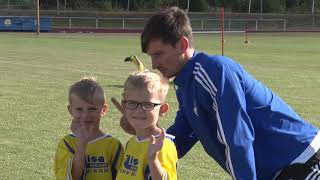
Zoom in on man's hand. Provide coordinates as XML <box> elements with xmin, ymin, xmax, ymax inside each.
<box><xmin>111</xmin><ymin>97</ymin><xmax>135</xmax><ymax>135</ymax></box>
<box><xmin>148</xmin><ymin>128</ymin><xmax>165</xmax><ymax>161</ymax></box>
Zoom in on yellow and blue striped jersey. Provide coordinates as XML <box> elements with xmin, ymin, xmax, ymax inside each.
<box><xmin>54</xmin><ymin>134</ymin><xmax>124</xmax><ymax>180</ymax></box>
<box><xmin>116</xmin><ymin>134</ymin><xmax>177</xmax><ymax>180</ymax></box>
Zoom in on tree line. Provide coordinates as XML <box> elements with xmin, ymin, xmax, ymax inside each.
<box><xmin>8</xmin><ymin>0</ymin><xmax>320</xmax><ymax>13</ymax></box>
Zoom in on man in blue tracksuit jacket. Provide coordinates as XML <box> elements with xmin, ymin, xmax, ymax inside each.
<box><xmin>115</xmin><ymin>7</ymin><xmax>320</xmax><ymax>180</ymax></box>
<box><xmin>167</xmin><ymin>52</ymin><xmax>320</xmax><ymax>179</ymax></box>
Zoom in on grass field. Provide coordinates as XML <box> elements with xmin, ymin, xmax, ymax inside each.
<box><xmin>0</xmin><ymin>32</ymin><xmax>320</xmax><ymax>179</ymax></box>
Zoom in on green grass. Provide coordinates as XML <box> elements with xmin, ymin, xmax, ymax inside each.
<box><xmin>0</xmin><ymin>32</ymin><xmax>320</xmax><ymax>179</ymax></box>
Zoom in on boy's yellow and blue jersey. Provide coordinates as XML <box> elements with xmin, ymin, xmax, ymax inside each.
<box><xmin>54</xmin><ymin>133</ymin><xmax>124</xmax><ymax>180</ymax></box>
<box><xmin>116</xmin><ymin>133</ymin><xmax>177</xmax><ymax>180</ymax></box>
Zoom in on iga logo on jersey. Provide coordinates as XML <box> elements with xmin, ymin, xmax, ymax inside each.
<box><xmin>86</xmin><ymin>155</ymin><xmax>109</xmax><ymax>173</ymax></box>
<box><xmin>124</xmin><ymin>155</ymin><xmax>138</xmax><ymax>171</ymax></box>
<box><xmin>119</xmin><ymin>155</ymin><xmax>139</xmax><ymax>176</ymax></box>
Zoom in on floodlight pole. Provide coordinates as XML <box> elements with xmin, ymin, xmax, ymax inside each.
<box><xmin>245</xmin><ymin>0</ymin><xmax>251</xmax><ymax>43</ymax></box>
<box><xmin>127</xmin><ymin>0</ymin><xmax>130</xmax><ymax>11</ymax></box>
<box><xmin>221</xmin><ymin>7</ymin><xmax>224</xmax><ymax>56</ymax></box>
<box><xmin>56</xmin><ymin>0</ymin><xmax>60</xmax><ymax>15</ymax></box>
<box><xmin>312</xmin><ymin>0</ymin><xmax>315</xmax><ymax>14</ymax></box>
<box><xmin>312</xmin><ymin>0</ymin><xmax>315</xmax><ymax>29</ymax></box>
<box><xmin>186</xmin><ymin>0</ymin><xmax>190</xmax><ymax>12</ymax></box>
<box><xmin>36</xmin><ymin>0</ymin><xmax>40</xmax><ymax>35</ymax></box>
<box><xmin>260</xmin><ymin>0</ymin><xmax>263</xmax><ymax>19</ymax></box>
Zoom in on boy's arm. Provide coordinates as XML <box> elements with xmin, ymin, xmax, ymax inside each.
<box><xmin>148</xmin><ymin>129</ymin><xmax>166</xmax><ymax>180</ymax></box>
<box><xmin>70</xmin><ymin>121</ymin><xmax>94</xmax><ymax>180</ymax></box>
<box><xmin>71</xmin><ymin>141</ymin><xmax>87</xmax><ymax>180</ymax></box>
<box><xmin>149</xmin><ymin>158</ymin><xmax>165</xmax><ymax>180</ymax></box>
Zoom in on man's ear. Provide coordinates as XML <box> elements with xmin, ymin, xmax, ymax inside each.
<box><xmin>178</xmin><ymin>36</ymin><xmax>190</xmax><ymax>54</ymax></box>
<box><xmin>101</xmin><ymin>104</ymin><xmax>108</xmax><ymax>116</ymax></box>
<box><xmin>159</xmin><ymin>103</ymin><xmax>169</xmax><ymax>117</ymax></box>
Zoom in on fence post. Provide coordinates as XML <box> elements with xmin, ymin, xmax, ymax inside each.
<box><xmin>69</xmin><ymin>17</ymin><xmax>72</xmax><ymax>28</ymax></box>
<box><xmin>201</xmin><ymin>19</ymin><xmax>203</xmax><ymax>30</ymax></box>
<box><xmin>122</xmin><ymin>18</ymin><xmax>125</xmax><ymax>29</ymax></box>
<box><xmin>96</xmin><ymin>18</ymin><xmax>98</xmax><ymax>29</ymax></box>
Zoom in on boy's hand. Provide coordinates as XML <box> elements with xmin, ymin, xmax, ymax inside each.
<box><xmin>71</xmin><ymin>120</ymin><xmax>95</xmax><ymax>144</ymax></box>
<box><xmin>148</xmin><ymin>128</ymin><xmax>165</xmax><ymax>161</ymax></box>
<box><xmin>111</xmin><ymin>97</ymin><xmax>136</xmax><ymax>135</ymax></box>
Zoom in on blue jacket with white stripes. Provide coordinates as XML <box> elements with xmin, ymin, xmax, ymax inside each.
<box><xmin>167</xmin><ymin>52</ymin><xmax>320</xmax><ymax>180</ymax></box>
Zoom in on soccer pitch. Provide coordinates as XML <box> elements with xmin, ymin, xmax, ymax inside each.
<box><xmin>0</xmin><ymin>32</ymin><xmax>319</xmax><ymax>179</ymax></box>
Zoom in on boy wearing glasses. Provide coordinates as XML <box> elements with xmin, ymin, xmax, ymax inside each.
<box><xmin>115</xmin><ymin>71</ymin><xmax>178</xmax><ymax>180</ymax></box>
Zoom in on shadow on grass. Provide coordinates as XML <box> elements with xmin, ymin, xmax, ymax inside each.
<box><xmin>106</xmin><ymin>84</ymin><xmax>123</xmax><ymax>88</ymax></box>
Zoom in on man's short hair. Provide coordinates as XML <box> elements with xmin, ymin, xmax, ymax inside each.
<box><xmin>141</xmin><ymin>6</ymin><xmax>193</xmax><ymax>53</ymax></box>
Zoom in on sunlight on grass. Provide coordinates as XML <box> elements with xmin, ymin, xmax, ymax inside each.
<box><xmin>0</xmin><ymin>32</ymin><xmax>319</xmax><ymax>179</ymax></box>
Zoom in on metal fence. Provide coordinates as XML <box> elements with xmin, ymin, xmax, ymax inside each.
<box><xmin>0</xmin><ymin>9</ymin><xmax>319</xmax><ymax>32</ymax></box>
<box><xmin>48</xmin><ymin>16</ymin><xmax>287</xmax><ymax>32</ymax></box>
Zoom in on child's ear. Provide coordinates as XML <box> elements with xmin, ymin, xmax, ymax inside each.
<box><xmin>101</xmin><ymin>104</ymin><xmax>108</xmax><ymax>116</ymax></box>
<box><xmin>159</xmin><ymin>103</ymin><xmax>169</xmax><ymax>117</ymax></box>
<box><xmin>67</xmin><ymin>104</ymin><xmax>72</xmax><ymax>115</ymax></box>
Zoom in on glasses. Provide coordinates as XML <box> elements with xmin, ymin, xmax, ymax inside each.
<box><xmin>123</xmin><ymin>100</ymin><xmax>161</xmax><ymax>111</ymax></box>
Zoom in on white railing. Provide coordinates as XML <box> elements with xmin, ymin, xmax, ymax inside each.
<box><xmin>50</xmin><ymin>16</ymin><xmax>287</xmax><ymax>32</ymax></box>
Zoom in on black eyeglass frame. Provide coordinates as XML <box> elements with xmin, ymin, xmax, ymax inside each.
<box><xmin>123</xmin><ymin>100</ymin><xmax>162</xmax><ymax>111</ymax></box>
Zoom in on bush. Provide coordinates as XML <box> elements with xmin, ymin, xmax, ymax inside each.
<box><xmin>189</xmin><ymin>0</ymin><xmax>208</xmax><ymax>12</ymax></box>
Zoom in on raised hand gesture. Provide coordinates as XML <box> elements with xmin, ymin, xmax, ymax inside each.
<box><xmin>148</xmin><ymin>128</ymin><xmax>165</xmax><ymax>161</ymax></box>
<box><xmin>70</xmin><ymin>119</ymin><xmax>96</xmax><ymax>144</ymax></box>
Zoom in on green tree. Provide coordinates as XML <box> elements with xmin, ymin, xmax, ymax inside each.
<box><xmin>189</xmin><ymin>0</ymin><xmax>208</xmax><ymax>12</ymax></box>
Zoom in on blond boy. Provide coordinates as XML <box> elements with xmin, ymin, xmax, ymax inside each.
<box><xmin>115</xmin><ymin>71</ymin><xmax>177</xmax><ymax>180</ymax></box>
<box><xmin>54</xmin><ymin>77</ymin><xmax>124</xmax><ymax>180</ymax></box>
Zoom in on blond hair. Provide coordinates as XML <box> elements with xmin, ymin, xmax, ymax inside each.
<box><xmin>68</xmin><ymin>77</ymin><xmax>105</xmax><ymax>105</ymax></box>
<box><xmin>123</xmin><ymin>70</ymin><xmax>169</xmax><ymax>102</ymax></box>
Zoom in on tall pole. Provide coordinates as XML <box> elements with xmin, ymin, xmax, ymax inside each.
<box><xmin>127</xmin><ymin>0</ymin><xmax>129</xmax><ymax>11</ymax></box>
<box><xmin>187</xmin><ymin>0</ymin><xmax>190</xmax><ymax>12</ymax></box>
<box><xmin>37</xmin><ymin>0</ymin><xmax>40</xmax><ymax>35</ymax></box>
<box><xmin>260</xmin><ymin>0</ymin><xmax>263</xmax><ymax>19</ymax></box>
<box><xmin>312</xmin><ymin>0</ymin><xmax>315</xmax><ymax>14</ymax></box>
<box><xmin>56</xmin><ymin>0</ymin><xmax>60</xmax><ymax>15</ymax></box>
<box><xmin>312</xmin><ymin>0</ymin><xmax>315</xmax><ymax>29</ymax></box>
<box><xmin>248</xmin><ymin>0</ymin><xmax>251</xmax><ymax>14</ymax></box>
<box><xmin>221</xmin><ymin>7</ymin><xmax>224</xmax><ymax>56</ymax></box>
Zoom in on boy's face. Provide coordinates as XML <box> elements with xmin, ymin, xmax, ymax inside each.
<box><xmin>123</xmin><ymin>87</ymin><xmax>168</xmax><ymax>131</ymax></box>
<box><xmin>147</xmin><ymin>38</ymin><xmax>186</xmax><ymax>79</ymax></box>
<box><xmin>68</xmin><ymin>94</ymin><xmax>107</xmax><ymax>127</ymax></box>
